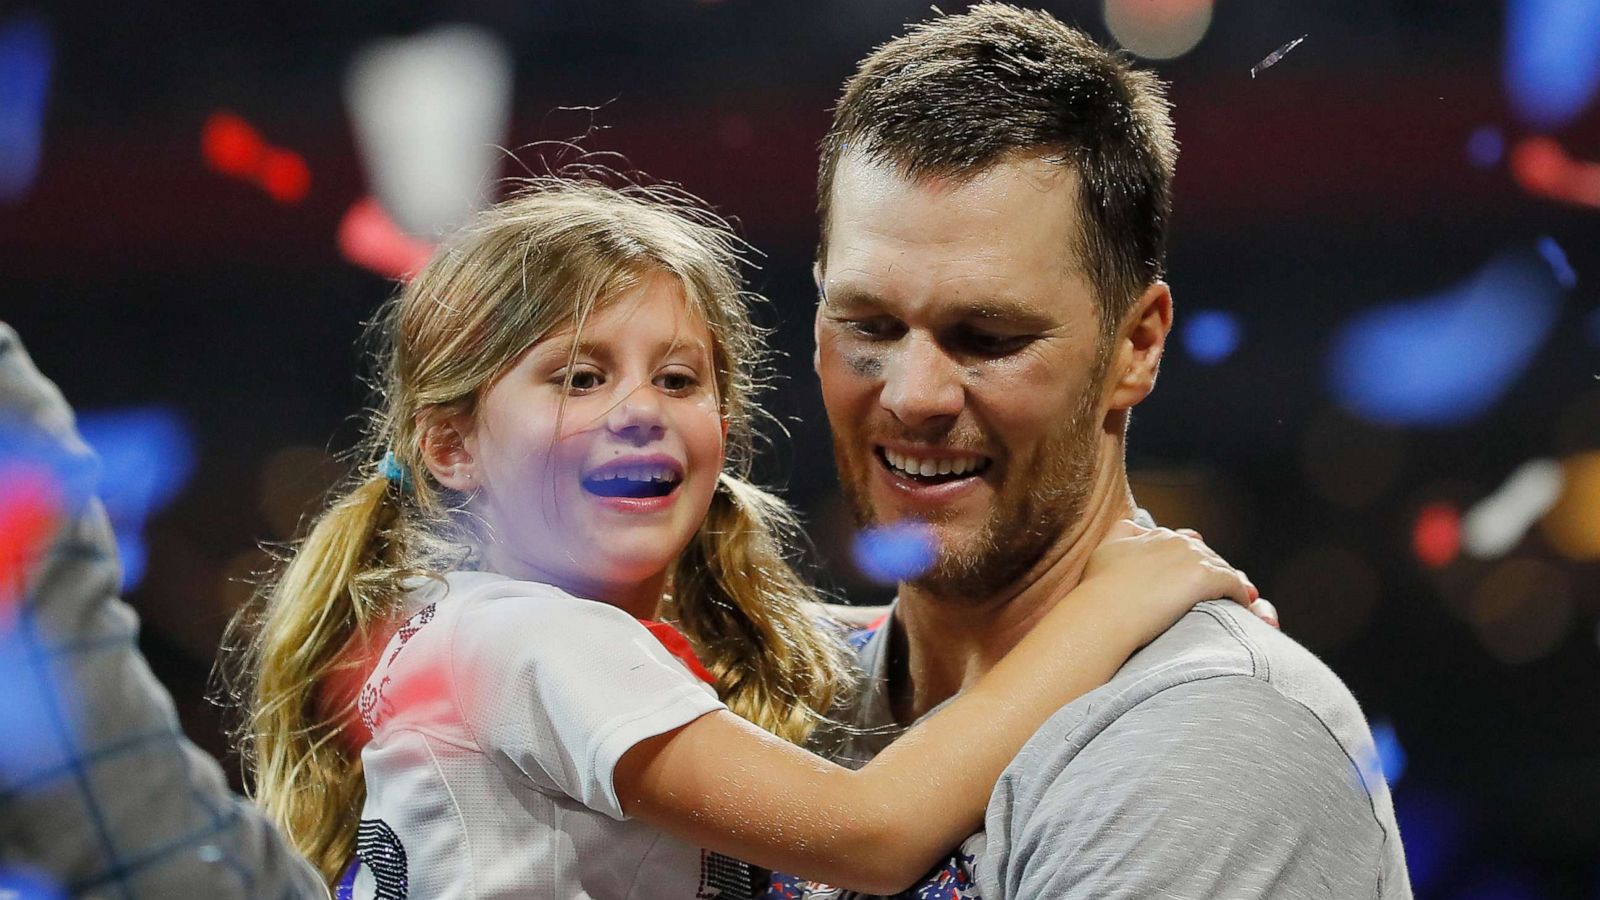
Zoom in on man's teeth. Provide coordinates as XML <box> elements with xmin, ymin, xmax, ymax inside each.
<box><xmin>883</xmin><ymin>449</ymin><xmax>986</xmax><ymax>477</ymax></box>
<box><xmin>591</xmin><ymin>465</ymin><xmax>676</xmax><ymax>483</ymax></box>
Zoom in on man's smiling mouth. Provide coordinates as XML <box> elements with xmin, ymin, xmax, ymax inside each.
<box><xmin>877</xmin><ymin>447</ymin><xmax>993</xmax><ymax>485</ymax></box>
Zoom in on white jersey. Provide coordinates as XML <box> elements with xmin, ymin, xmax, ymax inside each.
<box><xmin>350</xmin><ymin>570</ymin><xmax>750</xmax><ymax>899</ymax></box>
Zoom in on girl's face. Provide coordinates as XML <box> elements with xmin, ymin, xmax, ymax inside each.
<box><xmin>444</xmin><ymin>272</ymin><xmax>726</xmax><ymax>615</ymax></box>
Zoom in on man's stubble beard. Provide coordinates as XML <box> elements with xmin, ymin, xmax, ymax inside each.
<box><xmin>833</xmin><ymin>349</ymin><xmax>1110</xmax><ymax>604</ymax></box>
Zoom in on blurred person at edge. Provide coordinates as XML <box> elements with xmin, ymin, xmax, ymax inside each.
<box><xmin>0</xmin><ymin>322</ymin><xmax>327</xmax><ymax>898</ymax></box>
<box><xmin>764</xmin><ymin>5</ymin><xmax>1412</xmax><ymax>899</ymax></box>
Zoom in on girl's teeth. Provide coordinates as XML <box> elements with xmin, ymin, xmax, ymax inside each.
<box><xmin>592</xmin><ymin>465</ymin><xmax>677</xmax><ymax>483</ymax></box>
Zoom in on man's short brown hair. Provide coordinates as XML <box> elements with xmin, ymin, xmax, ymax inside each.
<box><xmin>818</xmin><ymin>2</ymin><xmax>1178</xmax><ymax>336</ymax></box>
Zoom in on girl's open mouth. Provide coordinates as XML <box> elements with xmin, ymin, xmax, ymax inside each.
<box><xmin>581</xmin><ymin>457</ymin><xmax>684</xmax><ymax>499</ymax></box>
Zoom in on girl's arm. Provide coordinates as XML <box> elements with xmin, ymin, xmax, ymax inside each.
<box><xmin>614</xmin><ymin>521</ymin><xmax>1257</xmax><ymax>894</ymax></box>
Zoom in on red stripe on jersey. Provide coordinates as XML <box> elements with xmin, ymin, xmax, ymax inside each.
<box><xmin>637</xmin><ymin>619</ymin><xmax>717</xmax><ymax>686</ymax></box>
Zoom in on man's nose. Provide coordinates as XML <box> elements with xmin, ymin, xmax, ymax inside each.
<box><xmin>605</xmin><ymin>385</ymin><xmax>667</xmax><ymax>445</ymax></box>
<box><xmin>879</xmin><ymin>334</ymin><xmax>964</xmax><ymax>428</ymax></box>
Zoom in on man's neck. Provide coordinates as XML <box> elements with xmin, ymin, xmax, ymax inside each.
<box><xmin>885</xmin><ymin>460</ymin><xmax>1138</xmax><ymax>725</ymax></box>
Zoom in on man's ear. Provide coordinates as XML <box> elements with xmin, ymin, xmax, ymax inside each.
<box><xmin>418</xmin><ymin>410</ymin><xmax>478</xmax><ymax>491</ymax></box>
<box><xmin>812</xmin><ymin>261</ymin><xmax>826</xmax><ymax>375</ymax></box>
<box><xmin>1105</xmin><ymin>281</ymin><xmax>1173</xmax><ymax>411</ymax></box>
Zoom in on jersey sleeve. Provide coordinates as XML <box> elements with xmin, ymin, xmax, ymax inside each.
<box><xmin>981</xmin><ymin>675</ymin><xmax>1399</xmax><ymax>899</ymax></box>
<box><xmin>450</xmin><ymin>587</ymin><xmax>725</xmax><ymax>821</ymax></box>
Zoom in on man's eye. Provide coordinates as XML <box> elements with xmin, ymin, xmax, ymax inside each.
<box><xmin>958</xmin><ymin>330</ymin><xmax>1032</xmax><ymax>356</ymax></box>
<box><xmin>844</xmin><ymin>317</ymin><xmax>903</xmax><ymax>340</ymax></box>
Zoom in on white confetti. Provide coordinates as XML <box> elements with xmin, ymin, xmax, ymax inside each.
<box><xmin>1462</xmin><ymin>458</ymin><xmax>1566</xmax><ymax>559</ymax></box>
<box><xmin>1251</xmin><ymin>34</ymin><xmax>1307</xmax><ymax>78</ymax></box>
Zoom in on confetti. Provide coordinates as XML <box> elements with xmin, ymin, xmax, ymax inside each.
<box><xmin>0</xmin><ymin>14</ymin><xmax>52</xmax><ymax>204</ymax></box>
<box><xmin>1505</xmin><ymin>0</ymin><xmax>1600</xmax><ymax>128</ymax></box>
<box><xmin>1250</xmin><ymin>34</ymin><xmax>1306</xmax><ymax>79</ymax></box>
<box><xmin>0</xmin><ymin>463</ymin><xmax>60</xmax><ymax>629</ymax></box>
<box><xmin>1510</xmin><ymin>136</ymin><xmax>1600</xmax><ymax>209</ymax></box>
<box><xmin>852</xmin><ymin>522</ymin><xmax>938</xmax><ymax>585</ymax></box>
<box><xmin>1327</xmin><ymin>246</ymin><xmax>1562</xmax><ymax>427</ymax></box>
<box><xmin>338</xmin><ymin>196</ymin><xmax>437</xmax><ymax>281</ymax></box>
<box><xmin>0</xmin><ymin>864</ymin><xmax>65</xmax><ymax>900</ymax></box>
<box><xmin>346</xmin><ymin>24</ymin><xmax>512</xmax><ymax>238</ymax></box>
<box><xmin>1536</xmin><ymin>236</ymin><xmax>1576</xmax><ymax>288</ymax></box>
<box><xmin>1462</xmin><ymin>459</ymin><xmax>1564</xmax><ymax>559</ymax></box>
<box><xmin>76</xmin><ymin>407</ymin><xmax>196</xmax><ymax>592</ymax></box>
<box><xmin>201</xmin><ymin>111</ymin><xmax>312</xmax><ymax>205</ymax></box>
<box><xmin>1181</xmin><ymin>309</ymin><xmax>1242</xmax><ymax>365</ymax></box>
<box><xmin>1412</xmin><ymin>502</ymin><xmax>1460</xmax><ymax>569</ymax></box>
<box><xmin>1466</xmin><ymin>125</ymin><xmax>1505</xmax><ymax>169</ymax></box>
<box><xmin>1368</xmin><ymin>719</ymin><xmax>1407</xmax><ymax>786</ymax></box>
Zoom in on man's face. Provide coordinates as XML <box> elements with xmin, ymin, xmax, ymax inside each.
<box><xmin>815</xmin><ymin>151</ymin><xmax>1112</xmax><ymax>598</ymax></box>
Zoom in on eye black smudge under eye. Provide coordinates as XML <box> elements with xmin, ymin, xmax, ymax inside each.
<box><xmin>846</xmin><ymin>353</ymin><xmax>884</xmax><ymax>378</ymax></box>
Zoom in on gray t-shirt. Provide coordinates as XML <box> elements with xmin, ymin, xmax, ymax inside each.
<box><xmin>811</xmin><ymin>599</ymin><xmax>1412</xmax><ymax>899</ymax></box>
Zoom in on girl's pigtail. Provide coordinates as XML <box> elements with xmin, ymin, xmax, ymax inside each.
<box><xmin>672</xmin><ymin>474</ymin><xmax>856</xmax><ymax>745</ymax></box>
<box><xmin>227</xmin><ymin>469</ymin><xmax>409</xmax><ymax>887</ymax></box>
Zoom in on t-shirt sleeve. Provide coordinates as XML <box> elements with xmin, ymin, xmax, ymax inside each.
<box><xmin>982</xmin><ymin>675</ymin><xmax>1397</xmax><ymax>899</ymax></box>
<box><xmin>450</xmin><ymin>588</ymin><xmax>725</xmax><ymax>821</ymax></box>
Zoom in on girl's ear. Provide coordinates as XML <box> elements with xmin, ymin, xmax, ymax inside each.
<box><xmin>419</xmin><ymin>411</ymin><xmax>478</xmax><ymax>491</ymax></box>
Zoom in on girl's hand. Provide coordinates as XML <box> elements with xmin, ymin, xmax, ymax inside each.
<box><xmin>1081</xmin><ymin>520</ymin><xmax>1277</xmax><ymax>648</ymax></box>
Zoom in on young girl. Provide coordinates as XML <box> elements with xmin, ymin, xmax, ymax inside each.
<box><xmin>230</xmin><ymin>179</ymin><xmax>1260</xmax><ymax>899</ymax></box>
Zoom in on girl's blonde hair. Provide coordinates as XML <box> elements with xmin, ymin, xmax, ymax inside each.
<box><xmin>224</xmin><ymin>179</ymin><xmax>855</xmax><ymax>887</ymax></box>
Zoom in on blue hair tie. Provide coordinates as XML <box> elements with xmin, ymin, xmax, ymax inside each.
<box><xmin>379</xmin><ymin>450</ymin><xmax>414</xmax><ymax>492</ymax></box>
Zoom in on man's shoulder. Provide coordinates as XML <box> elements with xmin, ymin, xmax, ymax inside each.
<box><xmin>977</xmin><ymin>601</ymin><xmax>1411</xmax><ymax>898</ymax></box>
<box><xmin>994</xmin><ymin>597</ymin><xmax>1393</xmax><ymax>833</ymax></box>
<box><xmin>1064</xmin><ymin>599</ymin><xmax>1372</xmax><ymax>749</ymax></box>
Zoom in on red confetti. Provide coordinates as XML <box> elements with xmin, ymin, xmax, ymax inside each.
<box><xmin>1510</xmin><ymin>136</ymin><xmax>1600</xmax><ymax>209</ymax></box>
<box><xmin>0</xmin><ymin>464</ymin><xmax>62</xmax><ymax>629</ymax></box>
<box><xmin>257</xmin><ymin>148</ymin><xmax>311</xmax><ymax>204</ymax></box>
<box><xmin>337</xmin><ymin>196</ymin><xmax>435</xmax><ymax>281</ymax></box>
<box><xmin>1413</xmin><ymin>502</ymin><xmax>1461</xmax><ymax>569</ymax></box>
<box><xmin>201</xmin><ymin>112</ymin><xmax>265</xmax><ymax>178</ymax></box>
<box><xmin>200</xmin><ymin>109</ymin><xmax>311</xmax><ymax>205</ymax></box>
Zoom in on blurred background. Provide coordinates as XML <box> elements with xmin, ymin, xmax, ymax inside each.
<box><xmin>2</xmin><ymin>0</ymin><xmax>1598</xmax><ymax>896</ymax></box>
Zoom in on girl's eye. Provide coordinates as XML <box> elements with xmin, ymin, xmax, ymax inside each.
<box><xmin>558</xmin><ymin>369</ymin><xmax>603</xmax><ymax>392</ymax></box>
<box><xmin>655</xmin><ymin>370</ymin><xmax>699</xmax><ymax>392</ymax></box>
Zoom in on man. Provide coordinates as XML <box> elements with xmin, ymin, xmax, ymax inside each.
<box><xmin>775</xmin><ymin>5</ymin><xmax>1411</xmax><ymax>897</ymax></box>
<box><xmin>0</xmin><ymin>322</ymin><xmax>327</xmax><ymax>898</ymax></box>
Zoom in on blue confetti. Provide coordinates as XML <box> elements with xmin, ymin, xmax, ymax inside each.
<box><xmin>1505</xmin><ymin>0</ymin><xmax>1600</xmax><ymax>128</ymax></box>
<box><xmin>77</xmin><ymin>407</ymin><xmax>196</xmax><ymax>591</ymax></box>
<box><xmin>1537</xmin><ymin>235</ymin><xmax>1577</xmax><ymax>288</ymax></box>
<box><xmin>1370</xmin><ymin>719</ymin><xmax>1407</xmax><ymax>785</ymax></box>
<box><xmin>1467</xmin><ymin>125</ymin><xmax>1505</xmax><ymax>169</ymax></box>
<box><xmin>1327</xmin><ymin>246</ymin><xmax>1564</xmax><ymax>427</ymax></box>
<box><xmin>0</xmin><ymin>866</ymin><xmax>66</xmax><ymax>900</ymax></box>
<box><xmin>0</xmin><ymin>14</ymin><xmax>51</xmax><ymax>203</ymax></box>
<box><xmin>852</xmin><ymin>521</ymin><xmax>938</xmax><ymax>584</ymax></box>
<box><xmin>1182</xmin><ymin>309</ymin><xmax>1243</xmax><ymax>365</ymax></box>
